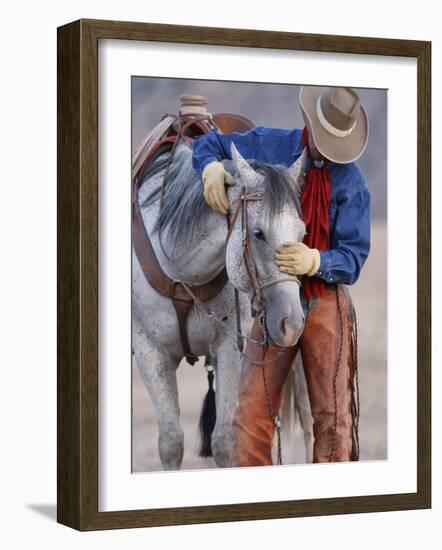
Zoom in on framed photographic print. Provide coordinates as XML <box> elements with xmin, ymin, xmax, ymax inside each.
<box><xmin>57</xmin><ymin>19</ymin><xmax>431</xmax><ymax>530</ymax></box>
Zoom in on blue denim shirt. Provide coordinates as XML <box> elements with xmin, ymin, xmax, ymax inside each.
<box><xmin>192</xmin><ymin>126</ymin><xmax>371</xmax><ymax>285</ymax></box>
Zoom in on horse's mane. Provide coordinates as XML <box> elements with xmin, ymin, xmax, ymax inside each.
<box><xmin>140</xmin><ymin>142</ymin><xmax>300</xmax><ymax>250</ymax></box>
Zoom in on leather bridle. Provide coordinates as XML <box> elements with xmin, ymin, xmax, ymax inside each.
<box><xmin>181</xmin><ymin>185</ymin><xmax>301</xmax><ymax>359</ymax></box>
<box><xmin>225</xmin><ymin>186</ymin><xmax>301</xmax><ymax>321</ymax></box>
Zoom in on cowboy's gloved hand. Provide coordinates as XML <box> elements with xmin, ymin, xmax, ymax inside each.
<box><xmin>275</xmin><ymin>242</ymin><xmax>321</xmax><ymax>277</ymax></box>
<box><xmin>202</xmin><ymin>161</ymin><xmax>234</xmax><ymax>215</ymax></box>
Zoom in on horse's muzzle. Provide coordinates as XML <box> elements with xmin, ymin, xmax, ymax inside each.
<box><xmin>263</xmin><ymin>284</ymin><xmax>305</xmax><ymax>348</ymax></box>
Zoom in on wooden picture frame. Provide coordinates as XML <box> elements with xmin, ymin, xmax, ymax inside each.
<box><xmin>57</xmin><ymin>18</ymin><xmax>431</xmax><ymax>530</ymax></box>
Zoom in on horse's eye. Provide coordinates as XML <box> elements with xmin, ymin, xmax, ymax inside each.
<box><xmin>252</xmin><ymin>228</ymin><xmax>265</xmax><ymax>241</ymax></box>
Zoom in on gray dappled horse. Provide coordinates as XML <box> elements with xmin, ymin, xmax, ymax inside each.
<box><xmin>132</xmin><ymin>142</ymin><xmax>313</xmax><ymax>469</ymax></box>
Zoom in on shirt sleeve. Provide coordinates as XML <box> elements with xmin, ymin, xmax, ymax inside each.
<box><xmin>192</xmin><ymin>127</ymin><xmax>303</xmax><ymax>175</ymax></box>
<box><xmin>192</xmin><ymin>129</ymin><xmax>254</xmax><ymax>175</ymax></box>
<box><xmin>316</xmin><ymin>185</ymin><xmax>371</xmax><ymax>286</ymax></box>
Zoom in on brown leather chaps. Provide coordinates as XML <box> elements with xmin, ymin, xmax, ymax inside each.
<box><xmin>229</xmin><ymin>284</ymin><xmax>356</xmax><ymax>466</ymax></box>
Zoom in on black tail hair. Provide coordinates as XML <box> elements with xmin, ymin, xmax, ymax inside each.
<box><xmin>198</xmin><ymin>368</ymin><xmax>216</xmax><ymax>457</ymax></box>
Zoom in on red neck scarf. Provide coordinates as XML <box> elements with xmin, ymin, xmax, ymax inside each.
<box><xmin>300</xmin><ymin>127</ymin><xmax>331</xmax><ymax>298</ymax></box>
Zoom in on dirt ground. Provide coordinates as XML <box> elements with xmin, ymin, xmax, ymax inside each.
<box><xmin>132</xmin><ymin>222</ymin><xmax>387</xmax><ymax>472</ymax></box>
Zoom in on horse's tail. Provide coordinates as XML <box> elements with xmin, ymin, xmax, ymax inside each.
<box><xmin>198</xmin><ymin>364</ymin><xmax>217</xmax><ymax>457</ymax></box>
<box><xmin>281</xmin><ymin>356</ymin><xmax>314</xmax><ymax>463</ymax></box>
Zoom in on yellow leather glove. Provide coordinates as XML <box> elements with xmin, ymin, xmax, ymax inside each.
<box><xmin>202</xmin><ymin>161</ymin><xmax>234</xmax><ymax>215</ymax></box>
<box><xmin>275</xmin><ymin>242</ymin><xmax>321</xmax><ymax>277</ymax></box>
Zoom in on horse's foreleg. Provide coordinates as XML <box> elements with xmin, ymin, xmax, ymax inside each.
<box><xmin>133</xmin><ymin>320</ymin><xmax>183</xmax><ymax>470</ymax></box>
<box><xmin>211</xmin><ymin>340</ymin><xmax>242</xmax><ymax>467</ymax></box>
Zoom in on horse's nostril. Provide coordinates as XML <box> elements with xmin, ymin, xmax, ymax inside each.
<box><xmin>278</xmin><ymin>316</ymin><xmax>303</xmax><ymax>340</ymax></box>
<box><xmin>279</xmin><ymin>317</ymin><xmax>289</xmax><ymax>336</ymax></box>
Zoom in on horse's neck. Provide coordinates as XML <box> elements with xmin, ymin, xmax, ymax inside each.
<box><xmin>138</xmin><ymin>174</ymin><xmax>227</xmax><ymax>285</ymax></box>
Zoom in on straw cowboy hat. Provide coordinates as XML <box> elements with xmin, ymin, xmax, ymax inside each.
<box><xmin>299</xmin><ymin>86</ymin><xmax>369</xmax><ymax>164</ymax></box>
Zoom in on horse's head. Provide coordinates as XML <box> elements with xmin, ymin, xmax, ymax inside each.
<box><xmin>225</xmin><ymin>143</ymin><xmax>307</xmax><ymax>348</ymax></box>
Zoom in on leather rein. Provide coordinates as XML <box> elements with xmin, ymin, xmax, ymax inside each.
<box><xmin>180</xmin><ymin>186</ymin><xmax>300</xmax><ymax>360</ymax></box>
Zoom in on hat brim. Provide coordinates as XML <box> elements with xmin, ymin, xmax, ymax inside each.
<box><xmin>299</xmin><ymin>86</ymin><xmax>369</xmax><ymax>164</ymax></box>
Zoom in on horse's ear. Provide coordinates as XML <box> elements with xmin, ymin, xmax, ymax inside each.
<box><xmin>287</xmin><ymin>148</ymin><xmax>307</xmax><ymax>191</ymax></box>
<box><xmin>230</xmin><ymin>142</ymin><xmax>257</xmax><ymax>182</ymax></box>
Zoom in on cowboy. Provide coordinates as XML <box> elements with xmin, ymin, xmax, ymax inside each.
<box><xmin>192</xmin><ymin>86</ymin><xmax>370</xmax><ymax>465</ymax></box>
